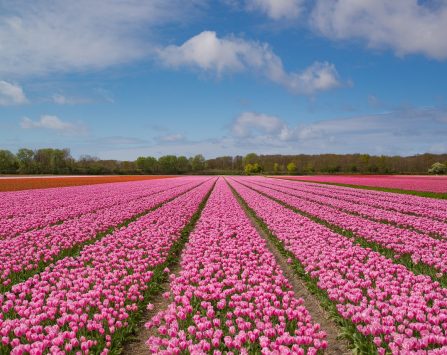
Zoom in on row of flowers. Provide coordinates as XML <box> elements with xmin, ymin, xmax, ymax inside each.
<box><xmin>262</xmin><ymin>178</ymin><xmax>447</xmax><ymax>237</ymax></box>
<box><xmin>276</xmin><ymin>177</ymin><xmax>447</xmax><ymax>221</ymax></box>
<box><xmin>242</xmin><ymin>178</ymin><xmax>447</xmax><ymax>275</ymax></box>
<box><xmin>0</xmin><ymin>178</ymin><xmax>215</xmax><ymax>354</ymax></box>
<box><xmin>146</xmin><ymin>179</ymin><xmax>327</xmax><ymax>354</ymax></box>
<box><xmin>278</xmin><ymin>175</ymin><xmax>447</xmax><ymax>194</ymax></box>
<box><xmin>0</xmin><ymin>178</ymin><xmax>190</xmax><ymax>238</ymax></box>
<box><xmin>0</xmin><ymin>178</ymin><xmax>208</xmax><ymax>289</ymax></box>
<box><xmin>230</xmin><ymin>177</ymin><xmax>447</xmax><ymax>353</ymax></box>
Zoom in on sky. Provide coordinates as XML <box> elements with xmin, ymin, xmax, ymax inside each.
<box><xmin>0</xmin><ymin>0</ymin><xmax>447</xmax><ymax>160</ymax></box>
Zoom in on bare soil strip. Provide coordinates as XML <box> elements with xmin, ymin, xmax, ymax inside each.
<box><xmin>122</xmin><ymin>263</ymin><xmax>182</xmax><ymax>355</ymax></box>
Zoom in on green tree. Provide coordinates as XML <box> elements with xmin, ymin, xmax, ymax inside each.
<box><xmin>0</xmin><ymin>150</ymin><xmax>18</xmax><ymax>174</ymax></box>
<box><xmin>136</xmin><ymin>156</ymin><xmax>158</xmax><ymax>173</ymax></box>
<box><xmin>16</xmin><ymin>148</ymin><xmax>35</xmax><ymax>174</ymax></box>
<box><xmin>190</xmin><ymin>154</ymin><xmax>205</xmax><ymax>171</ymax></box>
<box><xmin>158</xmin><ymin>155</ymin><xmax>178</xmax><ymax>174</ymax></box>
<box><xmin>245</xmin><ymin>163</ymin><xmax>263</xmax><ymax>175</ymax></box>
<box><xmin>273</xmin><ymin>162</ymin><xmax>280</xmax><ymax>174</ymax></box>
<box><xmin>287</xmin><ymin>162</ymin><xmax>297</xmax><ymax>174</ymax></box>
<box><xmin>243</xmin><ymin>153</ymin><xmax>259</xmax><ymax>165</ymax></box>
<box><xmin>177</xmin><ymin>156</ymin><xmax>190</xmax><ymax>173</ymax></box>
<box><xmin>428</xmin><ymin>162</ymin><xmax>447</xmax><ymax>175</ymax></box>
<box><xmin>244</xmin><ymin>163</ymin><xmax>253</xmax><ymax>175</ymax></box>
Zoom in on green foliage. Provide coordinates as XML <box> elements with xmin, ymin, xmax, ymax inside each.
<box><xmin>273</xmin><ymin>162</ymin><xmax>280</xmax><ymax>174</ymax></box>
<box><xmin>190</xmin><ymin>154</ymin><xmax>205</xmax><ymax>171</ymax></box>
<box><xmin>177</xmin><ymin>156</ymin><xmax>190</xmax><ymax>173</ymax></box>
<box><xmin>428</xmin><ymin>162</ymin><xmax>447</xmax><ymax>175</ymax></box>
<box><xmin>136</xmin><ymin>156</ymin><xmax>158</xmax><ymax>173</ymax></box>
<box><xmin>243</xmin><ymin>152</ymin><xmax>259</xmax><ymax>165</ymax></box>
<box><xmin>2</xmin><ymin>147</ymin><xmax>447</xmax><ymax>175</ymax></box>
<box><xmin>0</xmin><ymin>150</ymin><xmax>18</xmax><ymax>173</ymax></box>
<box><xmin>244</xmin><ymin>163</ymin><xmax>263</xmax><ymax>175</ymax></box>
<box><xmin>286</xmin><ymin>162</ymin><xmax>297</xmax><ymax>174</ymax></box>
<box><xmin>158</xmin><ymin>155</ymin><xmax>178</xmax><ymax>174</ymax></box>
<box><xmin>16</xmin><ymin>148</ymin><xmax>35</xmax><ymax>174</ymax></box>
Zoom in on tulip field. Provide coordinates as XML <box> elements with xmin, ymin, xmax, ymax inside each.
<box><xmin>277</xmin><ymin>175</ymin><xmax>447</xmax><ymax>194</ymax></box>
<box><xmin>1</xmin><ymin>176</ymin><xmax>447</xmax><ymax>354</ymax></box>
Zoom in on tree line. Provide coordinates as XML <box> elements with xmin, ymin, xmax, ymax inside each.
<box><xmin>0</xmin><ymin>148</ymin><xmax>446</xmax><ymax>175</ymax></box>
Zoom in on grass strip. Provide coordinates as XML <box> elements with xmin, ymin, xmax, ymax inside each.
<box><xmin>228</xmin><ymin>181</ymin><xmax>376</xmax><ymax>354</ymax></box>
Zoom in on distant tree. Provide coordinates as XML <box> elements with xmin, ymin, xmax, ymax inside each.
<box><xmin>428</xmin><ymin>162</ymin><xmax>447</xmax><ymax>175</ymax></box>
<box><xmin>243</xmin><ymin>153</ymin><xmax>259</xmax><ymax>165</ymax></box>
<box><xmin>177</xmin><ymin>156</ymin><xmax>190</xmax><ymax>173</ymax></box>
<box><xmin>0</xmin><ymin>150</ymin><xmax>18</xmax><ymax>174</ymax></box>
<box><xmin>244</xmin><ymin>163</ymin><xmax>263</xmax><ymax>175</ymax></box>
<box><xmin>287</xmin><ymin>162</ymin><xmax>297</xmax><ymax>174</ymax></box>
<box><xmin>190</xmin><ymin>154</ymin><xmax>205</xmax><ymax>171</ymax></box>
<box><xmin>273</xmin><ymin>162</ymin><xmax>280</xmax><ymax>174</ymax></box>
<box><xmin>303</xmin><ymin>162</ymin><xmax>314</xmax><ymax>174</ymax></box>
<box><xmin>136</xmin><ymin>156</ymin><xmax>158</xmax><ymax>173</ymax></box>
<box><xmin>16</xmin><ymin>148</ymin><xmax>35</xmax><ymax>174</ymax></box>
<box><xmin>158</xmin><ymin>155</ymin><xmax>178</xmax><ymax>174</ymax></box>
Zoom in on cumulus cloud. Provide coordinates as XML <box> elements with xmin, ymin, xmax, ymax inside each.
<box><xmin>232</xmin><ymin>112</ymin><xmax>291</xmax><ymax>139</ymax></box>
<box><xmin>311</xmin><ymin>0</ymin><xmax>447</xmax><ymax>59</ymax></box>
<box><xmin>246</xmin><ymin>0</ymin><xmax>303</xmax><ymax>19</ymax></box>
<box><xmin>20</xmin><ymin>115</ymin><xmax>85</xmax><ymax>134</ymax></box>
<box><xmin>78</xmin><ymin>106</ymin><xmax>447</xmax><ymax>160</ymax></box>
<box><xmin>158</xmin><ymin>31</ymin><xmax>341</xmax><ymax>94</ymax></box>
<box><xmin>229</xmin><ymin>107</ymin><xmax>447</xmax><ymax>155</ymax></box>
<box><xmin>0</xmin><ymin>0</ymin><xmax>203</xmax><ymax>77</ymax></box>
<box><xmin>0</xmin><ymin>80</ymin><xmax>27</xmax><ymax>105</ymax></box>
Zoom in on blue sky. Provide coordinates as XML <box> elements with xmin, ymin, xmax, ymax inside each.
<box><xmin>0</xmin><ymin>0</ymin><xmax>446</xmax><ymax>159</ymax></box>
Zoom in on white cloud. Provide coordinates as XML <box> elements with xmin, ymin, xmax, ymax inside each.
<box><xmin>158</xmin><ymin>31</ymin><xmax>341</xmax><ymax>94</ymax></box>
<box><xmin>71</xmin><ymin>106</ymin><xmax>447</xmax><ymax>159</ymax></box>
<box><xmin>232</xmin><ymin>112</ymin><xmax>287</xmax><ymax>137</ymax></box>
<box><xmin>227</xmin><ymin>107</ymin><xmax>447</xmax><ymax>155</ymax></box>
<box><xmin>0</xmin><ymin>1</ymin><xmax>203</xmax><ymax>77</ymax></box>
<box><xmin>0</xmin><ymin>80</ymin><xmax>27</xmax><ymax>105</ymax></box>
<box><xmin>20</xmin><ymin>115</ymin><xmax>85</xmax><ymax>134</ymax></box>
<box><xmin>52</xmin><ymin>94</ymin><xmax>90</xmax><ymax>105</ymax></box>
<box><xmin>246</xmin><ymin>0</ymin><xmax>303</xmax><ymax>19</ymax></box>
<box><xmin>311</xmin><ymin>0</ymin><xmax>447</xmax><ymax>60</ymax></box>
<box><xmin>157</xmin><ymin>133</ymin><xmax>185</xmax><ymax>143</ymax></box>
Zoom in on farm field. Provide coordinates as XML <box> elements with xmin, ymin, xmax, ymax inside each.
<box><xmin>1</xmin><ymin>176</ymin><xmax>447</xmax><ymax>354</ymax></box>
<box><xmin>276</xmin><ymin>175</ymin><xmax>447</xmax><ymax>195</ymax></box>
<box><xmin>0</xmin><ymin>175</ymin><xmax>174</xmax><ymax>192</ymax></box>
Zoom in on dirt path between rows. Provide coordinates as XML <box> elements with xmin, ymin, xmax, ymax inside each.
<box><xmin>121</xmin><ymin>262</ymin><xmax>182</xmax><ymax>355</ymax></box>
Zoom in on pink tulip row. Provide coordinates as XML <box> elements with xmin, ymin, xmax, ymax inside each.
<box><xmin>240</xmin><ymin>177</ymin><xmax>447</xmax><ymax>275</ymax></box>
<box><xmin>275</xmin><ymin>177</ymin><xmax>447</xmax><ymax>221</ymax></box>
<box><xmin>0</xmin><ymin>179</ymin><xmax>156</xmax><ymax>218</ymax></box>
<box><xmin>146</xmin><ymin>179</ymin><xmax>327</xmax><ymax>354</ymax></box>
<box><xmin>229</xmin><ymin>177</ymin><xmax>447</xmax><ymax>353</ymax></box>
<box><xmin>0</xmin><ymin>178</ymin><xmax>189</xmax><ymax>238</ymax></box>
<box><xmin>0</xmin><ymin>178</ymin><xmax>208</xmax><ymax>289</ymax></box>
<box><xmin>279</xmin><ymin>175</ymin><xmax>447</xmax><ymax>193</ymax></box>
<box><xmin>0</xmin><ymin>178</ymin><xmax>216</xmax><ymax>354</ymax></box>
<box><xmin>261</xmin><ymin>178</ymin><xmax>447</xmax><ymax>237</ymax></box>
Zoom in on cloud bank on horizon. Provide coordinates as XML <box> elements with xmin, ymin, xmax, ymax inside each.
<box><xmin>0</xmin><ymin>0</ymin><xmax>446</xmax><ymax>159</ymax></box>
